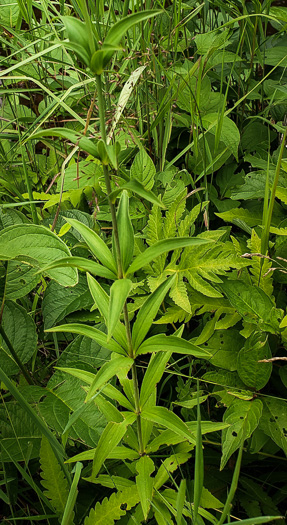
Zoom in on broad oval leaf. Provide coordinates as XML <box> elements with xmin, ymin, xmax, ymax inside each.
<box><xmin>108</xmin><ymin>279</ymin><xmax>132</xmax><ymax>341</ymax></box>
<box><xmin>137</xmin><ymin>334</ymin><xmax>211</xmax><ymax>358</ymax></box>
<box><xmin>237</xmin><ymin>333</ymin><xmax>272</xmax><ymax>390</ymax></box>
<box><xmin>0</xmin><ymin>224</ymin><xmax>77</xmax><ymax>286</ymax></box>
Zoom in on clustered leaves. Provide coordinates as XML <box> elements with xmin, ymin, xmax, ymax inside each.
<box><xmin>0</xmin><ymin>0</ymin><xmax>287</xmax><ymax>524</ymax></box>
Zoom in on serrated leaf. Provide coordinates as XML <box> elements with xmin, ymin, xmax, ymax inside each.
<box><xmin>221</xmin><ymin>399</ymin><xmax>263</xmax><ymax>469</ymax></box>
<box><xmin>0</xmin><ymin>300</ymin><xmax>37</xmax><ymax>376</ymax></box>
<box><xmin>131</xmin><ymin>150</ymin><xmax>156</xmax><ymax>190</ymax></box>
<box><xmin>0</xmin><ymin>224</ymin><xmax>77</xmax><ymax>286</ymax></box>
<box><xmin>177</xmin><ymin>242</ymin><xmax>247</xmax><ymax>298</ymax></box>
<box><xmin>84</xmin><ymin>486</ymin><xmax>140</xmax><ymax>525</ymax></box>
<box><xmin>170</xmin><ymin>274</ymin><xmax>191</xmax><ymax>313</ymax></box>
<box><xmin>108</xmin><ymin>279</ymin><xmax>132</xmax><ymax>341</ymax></box>
<box><xmin>136</xmin><ymin>455</ymin><xmax>155</xmax><ymax>519</ymax></box>
<box><xmin>249</xmin><ymin>230</ymin><xmax>273</xmax><ymax>296</ymax></box>
<box><xmin>40</xmin><ymin>437</ymin><xmax>69</xmax><ymax>517</ymax></box>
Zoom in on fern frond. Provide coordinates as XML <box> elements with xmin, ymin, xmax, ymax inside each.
<box><xmin>170</xmin><ymin>274</ymin><xmax>191</xmax><ymax>313</ymax></box>
<box><xmin>145</xmin><ymin>205</ymin><xmax>163</xmax><ymax>246</ymax></box>
<box><xmin>154</xmin><ymin>306</ymin><xmax>192</xmax><ymax>325</ymax></box>
<box><xmin>177</xmin><ymin>242</ymin><xmax>248</xmax><ymax>297</ymax></box>
<box><xmin>40</xmin><ymin>436</ymin><xmax>69</xmax><ymax>518</ymax></box>
<box><xmin>84</xmin><ymin>486</ymin><xmax>140</xmax><ymax>525</ymax></box>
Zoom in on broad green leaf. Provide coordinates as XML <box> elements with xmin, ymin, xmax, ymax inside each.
<box><xmin>0</xmin><ymin>402</ymin><xmax>42</xmax><ymax>462</ymax></box>
<box><xmin>259</xmin><ymin>398</ymin><xmax>287</xmax><ymax>455</ymax></box>
<box><xmin>42</xmin><ymin>275</ymin><xmax>93</xmax><ymax>329</ymax></box>
<box><xmin>141</xmin><ymin>407</ymin><xmax>196</xmax><ymax>445</ymax></box>
<box><xmin>109</xmin><ymin>179</ymin><xmax>164</xmax><ymax>208</ymax></box>
<box><xmin>136</xmin><ymin>455</ymin><xmax>155</xmax><ymax>519</ymax></box>
<box><xmin>90</xmin><ymin>46</ymin><xmax>121</xmax><ymax>74</ymax></box>
<box><xmin>0</xmin><ymin>224</ymin><xmax>77</xmax><ymax>286</ymax></box>
<box><xmin>86</xmin><ymin>356</ymin><xmax>134</xmax><ymax>401</ymax></box>
<box><xmin>0</xmin><ymin>0</ymin><xmax>20</xmax><ymax>26</ymax></box>
<box><xmin>137</xmin><ymin>334</ymin><xmax>211</xmax><ymax>358</ymax></box>
<box><xmin>127</xmin><ymin>237</ymin><xmax>212</xmax><ymax>276</ymax></box>
<box><xmin>87</xmin><ymin>274</ymin><xmax>127</xmax><ymax>349</ymax></box>
<box><xmin>199</xmin><ymin>329</ymin><xmax>244</xmax><ymax>371</ymax></box>
<box><xmin>0</xmin><ymin>300</ymin><xmax>37</xmax><ymax>376</ymax></box>
<box><xmin>5</xmin><ymin>261</ymin><xmax>40</xmax><ymax>300</ymax></box>
<box><xmin>176</xmin><ymin>479</ymin><xmax>186</xmax><ymax>525</ymax></box>
<box><xmin>113</xmin><ymin>190</ymin><xmax>134</xmax><ymax>272</ymax></box>
<box><xmin>83</xmin><ymin>486</ymin><xmax>140</xmax><ymax>525</ymax></box>
<box><xmin>237</xmin><ymin>333</ymin><xmax>272</xmax><ymax>390</ymax></box>
<box><xmin>47</xmin><ymin>324</ymin><xmax>126</xmax><ymax>355</ymax></box>
<box><xmin>131</xmin><ymin>149</ymin><xmax>156</xmax><ymax>190</ymax></box>
<box><xmin>108</xmin><ymin>279</ymin><xmax>132</xmax><ymax>341</ymax></box>
<box><xmin>91</xmin><ymin>417</ymin><xmax>136</xmax><ymax>478</ymax></box>
<box><xmin>220</xmin><ymin>280</ymin><xmax>281</xmax><ymax>333</ymax></box>
<box><xmin>221</xmin><ymin>399</ymin><xmax>263</xmax><ymax>469</ymax></box>
<box><xmin>88</xmin><ymin>475</ymin><xmax>135</xmax><ymax>490</ymax></box>
<box><xmin>30</xmin><ymin>128</ymin><xmax>99</xmax><ymax>158</ymax></box>
<box><xmin>132</xmin><ymin>276</ymin><xmax>175</xmax><ymax>350</ymax></box>
<box><xmin>202</xmin><ymin>114</ymin><xmax>240</xmax><ymax>160</ymax></box>
<box><xmin>140</xmin><ymin>351</ymin><xmax>172</xmax><ymax>408</ymax></box>
<box><xmin>40</xmin><ymin>257</ymin><xmax>117</xmax><ymax>280</ymax></box>
<box><xmin>64</xmin><ymin>218</ymin><xmax>117</xmax><ymax>273</ymax></box>
<box><xmin>40</xmin><ymin>437</ymin><xmax>69</xmax><ymax>517</ymax></box>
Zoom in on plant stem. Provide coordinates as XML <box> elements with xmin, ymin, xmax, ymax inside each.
<box><xmin>95</xmin><ymin>73</ymin><xmax>144</xmax><ymax>453</ymax></box>
<box><xmin>0</xmin><ymin>325</ymin><xmax>34</xmax><ymax>385</ymax></box>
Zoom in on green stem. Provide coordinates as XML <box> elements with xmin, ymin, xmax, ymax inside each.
<box><xmin>95</xmin><ymin>72</ymin><xmax>144</xmax><ymax>453</ymax></box>
<box><xmin>132</xmin><ymin>362</ymin><xmax>144</xmax><ymax>455</ymax></box>
<box><xmin>0</xmin><ymin>325</ymin><xmax>34</xmax><ymax>385</ymax></box>
<box><xmin>21</xmin><ymin>144</ymin><xmax>38</xmax><ymax>225</ymax></box>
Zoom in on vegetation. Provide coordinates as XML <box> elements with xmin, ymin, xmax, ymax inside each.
<box><xmin>0</xmin><ymin>0</ymin><xmax>287</xmax><ymax>523</ymax></box>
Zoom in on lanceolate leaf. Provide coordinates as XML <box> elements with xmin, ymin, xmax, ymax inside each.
<box><xmin>91</xmin><ymin>418</ymin><xmax>136</xmax><ymax>479</ymax></box>
<box><xmin>108</xmin><ymin>279</ymin><xmax>132</xmax><ymax>341</ymax></box>
<box><xmin>109</xmin><ymin>179</ymin><xmax>164</xmax><ymax>208</ymax></box>
<box><xmin>141</xmin><ymin>406</ymin><xmax>196</xmax><ymax>444</ymax></box>
<box><xmin>132</xmin><ymin>276</ymin><xmax>175</xmax><ymax>350</ymax></box>
<box><xmin>30</xmin><ymin>128</ymin><xmax>99</xmax><ymax>158</ymax></box>
<box><xmin>136</xmin><ymin>455</ymin><xmax>155</xmax><ymax>519</ymax></box>
<box><xmin>64</xmin><ymin>218</ymin><xmax>117</xmax><ymax>273</ymax></box>
<box><xmin>87</xmin><ymin>274</ymin><xmax>127</xmax><ymax>349</ymax></box>
<box><xmin>86</xmin><ymin>357</ymin><xmax>134</xmax><ymax>402</ymax></box>
<box><xmin>137</xmin><ymin>334</ymin><xmax>211</xmax><ymax>358</ymax></box>
<box><xmin>40</xmin><ymin>257</ymin><xmax>117</xmax><ymax>280</ymax></box>
<box><xmin>127</xmin><ymin>237</ymin><xmax>212</xmax><ymax>276</ymax></box>
<box><xmin>46</xmin><ymin>324</ymin><xmax>126</xmax><ymax>355</ymax></box>
<box><xmin>140</xmin><ymin>351</ymin><xmax>172</xmax><ymax>408</ymax></box>
<box><xmin>0</xmin><ymin>224</ymin><xmax>77</xmax><ymax>286</ymax></box>
<box><xmin>114</xmin><ymin>190</ymin><xmax>134</xmax><ymax>272</ymax></box>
